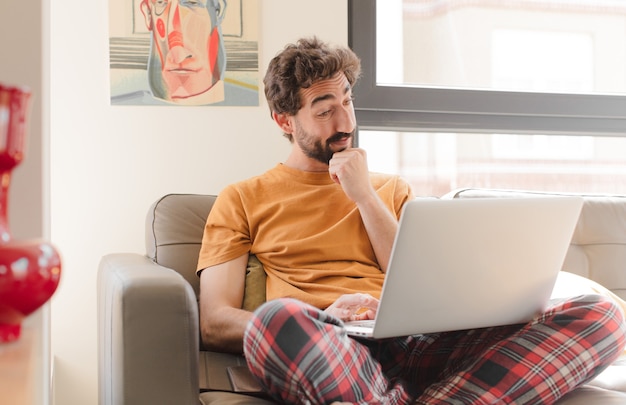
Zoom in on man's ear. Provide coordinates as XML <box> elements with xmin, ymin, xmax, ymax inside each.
<box><xmin>272</xmin><ymin>111</ymin><xmax>294</xmax><ymax>135</ymax></box>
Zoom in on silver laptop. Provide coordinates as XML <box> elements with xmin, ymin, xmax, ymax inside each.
<box><xmin>345</xmin><ymin>196</ymin><xmax>583</xmax><ymax>339</ymax></box>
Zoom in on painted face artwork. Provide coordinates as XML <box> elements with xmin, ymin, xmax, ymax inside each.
<box><xmin>140</xmin><ymin>0</ymin><xmax>227</xmax><ymax>104</ymax></box>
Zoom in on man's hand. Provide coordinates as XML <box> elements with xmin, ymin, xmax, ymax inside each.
<box><xmin>324</xmin><ymin>293</ymin><xmax>379</xmax><ymax>322</ymax></box>
<box><xmin>329</xmin><ymin>148</ymin><xmax>374</xmax><ymax>203</ymax></box>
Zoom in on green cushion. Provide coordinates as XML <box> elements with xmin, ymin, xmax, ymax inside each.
<box><xmin>243</xmin><ymin>255</ymin><xmax>266</xmax><ymax>312</ymax></box>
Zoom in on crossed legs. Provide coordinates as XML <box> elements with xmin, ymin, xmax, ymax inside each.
<box><xmin>244</xmin><ymin>295</ymin><xmax>625</xmax><ymax>405</ymax></box>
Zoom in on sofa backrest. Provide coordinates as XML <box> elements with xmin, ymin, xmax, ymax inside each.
<box><xmin>145</xmin><ymin>194</ymin><xmax>216</xmax><ymax>298</ymax></box>
<box><xmin>563</xmin><ymin>196</ymin><xmax>626</xmax><ymax>300</ymax></box>
<box><xmin>145</xmin><ymin>190</ymin><xmax>626</xmax><ymax>302</ymax></box>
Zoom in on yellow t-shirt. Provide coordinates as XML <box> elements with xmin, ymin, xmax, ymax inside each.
<box><xmin>197</xmin><ymin>164</ymin><xmax>413</xmax><ymax>309</ymax></box>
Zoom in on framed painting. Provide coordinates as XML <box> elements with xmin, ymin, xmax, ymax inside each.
<box><xmin>109</xmin><ymin>0</ymin><xmax>259</xmax><ymax>106</ymax></box>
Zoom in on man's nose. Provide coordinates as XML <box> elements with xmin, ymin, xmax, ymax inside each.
<box><xmin>334</xmin><ymin>104</ymin><xmax>356</xmax><ymax>134</ymax></box>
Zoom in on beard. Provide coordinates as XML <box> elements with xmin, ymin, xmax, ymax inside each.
<box><xmin>293</xmin><ymin>120</ymin><xmax>355</xmax><ymax>165</ymax></box>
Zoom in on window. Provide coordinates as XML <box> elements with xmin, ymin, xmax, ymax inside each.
<box><xmin>349</xmin><ymin>0</ymin><xmax>626</xmax><ymax>195</ymax></box>
<box><xmin>359</xmin><ymin>131</ymin><xmax>626</xmax><ymax>196</ymax></box>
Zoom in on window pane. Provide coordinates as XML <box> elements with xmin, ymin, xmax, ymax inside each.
<box><xmin>379</xmin><ymin>0</ymin><xmax>626</xmax><ymax>95</ymax></box>
<box><xmin>360</xmin><ymin>130</ymin><xmax>626</xmax><ymax>196</ymax></box>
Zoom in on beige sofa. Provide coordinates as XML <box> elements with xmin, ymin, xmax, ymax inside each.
<box><xmin>98</xmin><ymin>190</ymin><xmax>626</xmax><ymax>405</ymax></box>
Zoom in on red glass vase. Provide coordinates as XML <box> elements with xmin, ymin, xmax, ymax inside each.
<box><xmin>0</xmin><ymin>83</ymin><xmax>61</xmax><ymax>343</ymax></box>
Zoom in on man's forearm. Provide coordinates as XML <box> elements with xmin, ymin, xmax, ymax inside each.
<box><xmin>356</xmin><ymin>191</ymin><xmax>398</xmax><ymax>272</ymax></box>
<box><xmin>201</xmin><ymin>306</ymin><xmax>253</xmax><ymax>353</ymax></box>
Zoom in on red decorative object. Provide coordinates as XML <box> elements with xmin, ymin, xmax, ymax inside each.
<box><xmin>0</xmin><ymin>83</ymin><xmax>61</xmax><ymax>343</ymax></box>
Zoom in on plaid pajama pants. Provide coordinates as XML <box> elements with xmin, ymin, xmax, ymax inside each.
<box><xmin>243</xmin><ymin>294</ymin><xmax>626</xmax><ymax>405</ymax></box>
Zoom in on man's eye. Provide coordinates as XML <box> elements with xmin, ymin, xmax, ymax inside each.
<box><xmin>318</xmin><ymin>110</ymin><xmax>331</xmax><ymax>118</ymax></box>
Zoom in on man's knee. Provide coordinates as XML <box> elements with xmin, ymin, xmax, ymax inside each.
<box><xmin>558</xmin><ymin>294</ymin><xmax>626</xmax><ymax>356</ymax></box>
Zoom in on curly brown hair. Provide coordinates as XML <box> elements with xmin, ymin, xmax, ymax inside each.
<box><xmin>264</xmin><ymin>37</ymin><xmax>361</xmax><ymax>140</ymax></box>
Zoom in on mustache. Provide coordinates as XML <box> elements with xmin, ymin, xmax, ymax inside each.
<box><xmin>326</xmin><ymin>132</ymin><xmax>354</xmax><ymax>145</ymax></box>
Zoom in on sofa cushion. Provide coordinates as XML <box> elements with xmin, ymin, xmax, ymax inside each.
<box><xmin>146</xmin><ymin>194</ymin><xmax>217</xmax><ymax>297</ymax></box>
<box><xmin>146</xmin><ymin>194</ymin><xmax>267</xmax><ymax>309</ymax></box>
<box><xmin>556</xmin><ymin>385</ymin><xmax>626</xmax><ymax>404</ymax></box>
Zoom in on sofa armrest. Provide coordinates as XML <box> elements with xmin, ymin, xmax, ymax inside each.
<box><xmin>98</xmin><ymin>253</ymin><xmax>200</xmax><ymax>405</ymax></box>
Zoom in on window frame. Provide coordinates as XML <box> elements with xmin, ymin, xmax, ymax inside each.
<box><xmin>347</xmin><ymin>0</ymin><xmax>626</xmax><ymax>136</ymax></box>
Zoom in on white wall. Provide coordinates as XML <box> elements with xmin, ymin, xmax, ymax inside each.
<box><xmin>49</xmin><ymin>1</ymin><xmax>348</xmax><ymax>404</ymax></box>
